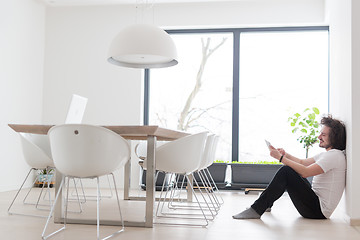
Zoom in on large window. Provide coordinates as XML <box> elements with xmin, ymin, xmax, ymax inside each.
<box><xmin>239</xmin><ymin>30</ymin><xmax>329</xmax><ymax>162</ymax></box>
<box><xmin>145</xmin><ymin>27</ymin><xmax>329</xmax><ymax>163</ymax></box>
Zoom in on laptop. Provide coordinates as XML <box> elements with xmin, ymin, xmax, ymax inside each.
<box><xmin>65</xmin><ymin>94</ymin><xmax>88</xmax><ymax>124</ymax></box>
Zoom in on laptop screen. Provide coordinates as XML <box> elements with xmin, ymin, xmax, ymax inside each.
<box><xmin>65</xmin><ymin>94</ymin><xmax>88</xmax><ymax>124</ymax></box>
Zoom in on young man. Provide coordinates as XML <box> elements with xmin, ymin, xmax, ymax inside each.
<box><xmin>233</xmin><ymin>115</ymin><xmax>346</xmax><ymax>220</ymax></box>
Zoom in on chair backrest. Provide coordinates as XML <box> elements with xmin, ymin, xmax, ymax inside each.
<box><xmin>206</xmin><ymin>135</ymin><xmax>219</xmax><ymax>167</ymax></box>
<box><xmin>19</xmin><ymin>133</ymin><xmax>54</xmax><ymax>169</ymax></box>
<box><xmin>155</xmin><ymin>132</ymin><xmax>207</xmax><ymax>175</ymax></box>
<box><xmin>135</xmin><ymin>141</ymin><xmax>148</xmax><ymax>161</ymax></box>
<box><xmin>65</xmin><ymin>94</ymin><xmax>88</xmax><ymax>124</ymax></box>
<box><xmin>198</xmin><ymin>134</ymin><xmax>215</xmax><ymax>170</ymax></box>
<box><xmin>135</xmin><ymin>141</ymin><xmax>167</xmax><ymax>161</ymax></box>
<box><xmin>48</xmin><ymin>124</ymin><xmax>130</xmax><ymax>178</ymax></box>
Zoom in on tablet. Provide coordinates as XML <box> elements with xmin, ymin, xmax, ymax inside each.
<box><xmin>265</xmin><ymin>139</ymin><xmax>272</xmax><ymax>150</ymax></box>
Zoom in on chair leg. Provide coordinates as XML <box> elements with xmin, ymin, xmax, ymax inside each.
<box><xmin>109</xmin><ymin>173</ymin><xmax>125</xmax><ymax>238</ymax></box>
<box><xmin>97</xmin><ymin>177</ymin><xmax>100</xmax><ymax>240</ymax></box>
<box><xmin>154</xmin><ymin>173</ymin><xmax>209</xmax><ymax>227</ymax></box>
<box><xmin>35</xmin><ymin>176</ymin><xmax>54</xmax><ymax>211</ymax></box>
<box><xmin>42</xmin><ymin>177</ymin><xmax>66</xmax><ymax>240</ymax></box>
<box><xmin>166</xmin><ymin>173</ymin><xmax>217</xmax><ymax>219</ymax></box>
<box><xmin>98</xmin><ymin>174</ymin><xmax>124</xmax><ymax>240</ymax></box>
<box><xmin>196</xmin><ymin>171</ymin><xmax>219</xmax><ymax>216</ymax></box>
<box><xmin>155</xmin><ymin>172</ymin><xmax>173</xmax><ymax>217</ymax></box>
<box><xmin>8</xmin><ymin>168</ymin><xmax>51</xmax><ymax>218</ymax></box>
<box><xmin>188</xmin><ymin>174</ymin><xmax>210</xmax><ymax>226</ymax></box>
<box><xmin>69</xmin><ymin>178</ymin><xmax>86</xmax><ymax>203</ymax></box>
<box><xmin>8</xmin><ymin>168</ymin><xmax>34</xmax><ymax>215</ymax></box>
<box><xmin>71</xmin><ymin>178</ymin><xmax>83</xmax><ymax>213</ymax></box>
<box><xmin>205</xmin><ymin>168</ymin><xmax>224</xmax><ymax>204</ymax></box>
<box><xmin>71</xmin><ymin>175</ymin><xmax>114</xmax><ymax>200</ymax></box>
<box><xmin>22</xmin><ymin>175</ymin><xmax>40</xmax><ymax>205</ymax></box>
<box><xmin>201</xmin><ymin>170</ymin><xmax>222</xmax><ymax>209</ymax></box>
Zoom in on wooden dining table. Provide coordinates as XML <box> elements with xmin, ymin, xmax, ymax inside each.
<box><xmin>8</xmin><ymin>124</ymin><xmax>189</xmax><ymax>228</ymax></box>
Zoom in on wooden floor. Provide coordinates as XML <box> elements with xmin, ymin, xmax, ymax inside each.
<box><xmin>1</xmin><ymin>187</ymin><xmax>359</xmax><ymax>240</ymax></box>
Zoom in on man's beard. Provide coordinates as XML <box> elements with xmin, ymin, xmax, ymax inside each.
<box><xmin>320</xmin><ymin>142</ymin><xmax>331</xmax><ymax>149</ymax></box>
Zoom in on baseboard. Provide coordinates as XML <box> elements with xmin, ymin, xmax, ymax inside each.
<box><xmin>350</xmin><ymin>218</ymin><xmax>360</xmax><ymax>226</ymax></box>
<box><xmin>344</xmin><ymin>214</ymin><xmax>360</xmax><ymax>226</ymax></box>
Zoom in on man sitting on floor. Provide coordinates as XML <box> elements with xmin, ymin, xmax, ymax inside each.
<box><xmin>233</xmin><ymin>115</ymin><xmax>346</xmax><ymax>220</ymax></box>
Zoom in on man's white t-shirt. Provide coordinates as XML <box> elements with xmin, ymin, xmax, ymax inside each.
<box><xmin>312</xmin><ymin>149</ymin><xmax>346</xmax><ymax>218</ymax></box>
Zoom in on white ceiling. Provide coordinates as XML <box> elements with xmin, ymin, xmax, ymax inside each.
<box><xmin>42</xmin><ymin>0</ymin><xmax>252</xmax><ymax>6</ymax></box>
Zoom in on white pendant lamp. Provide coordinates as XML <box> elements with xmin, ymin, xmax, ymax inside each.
<box><xmin>108</xmin><ymin>23</ymin><xmax>178</xmax><ymax>69</ymax></box>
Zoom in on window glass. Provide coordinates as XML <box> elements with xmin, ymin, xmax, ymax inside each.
<box><xmin>239</xmin><ymin>31</ymin><xmax>328</xmax><ymax>162</ymax></box>
<box><xmin>149</xmin><ymin>33</ymin><xmax>233</xmax><ymax>161</ymax></box>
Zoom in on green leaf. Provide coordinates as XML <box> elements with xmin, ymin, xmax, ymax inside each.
<box><xmin>313</xmin><ymin>107</ymin><xmax>320</xmax><ymax>114</ymax></box>
<box><xmin>301</xmin><ymin>129</ymin><xmax>307</xmax><ymax>133</ymax></box>
<box><xmin>291</xmin><ymin>122</ymin><xmax>295</xmax><ymax>127</ymax></box>
<box><xmin>299</xmin><ymin>122</ymin><xmax>307</xmax><ymax>128</ymax></box>
<box><xmin>295</xmin><ymin>113</ymin><xmax>301</xmax><ymax>118</ymax></box>
<box><xmin>308</xmin><ymin>113</ymin><xmax>315</xmax><ymax>120</ymax></box>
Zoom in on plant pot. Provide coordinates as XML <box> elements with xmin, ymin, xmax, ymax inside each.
<box><xmin>230</xmin><ymin>163</ymin><xmax>282</xmax><ymax>189</ymax></box>
<box><xmin>35</xmin><ymin>174</ymin><xmax>55</xmax><ymax>188</ymax></box>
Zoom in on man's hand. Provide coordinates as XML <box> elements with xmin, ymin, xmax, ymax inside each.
<box><xmin>269</xmin><ymin>145</ymin><xmax>282</xmax><ymax>161</ymax></box>
<box><xmin>277</xmin><ymin>148</ymin><xmax>286</xmax><ymax>156</ymax></box>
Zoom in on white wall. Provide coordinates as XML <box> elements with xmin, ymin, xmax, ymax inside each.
<box><xmin>327</xmin><ymin>0</ymin><xmax>360</xmax><ymax>224</ymax></box>
<box><xmin>351</xmin><ymin>0</ymin><xmax>360</xmax><ymax>224</ymax></box>
<box><xmin>0</xmin><ymin>0</ymin><xmax>46</xmax><ymax>191</ymax></box>
<box><xmin>43</xmin><ymin>0</ymin><xmax>326</xmax><ymax>189</ymax></box>
<box><xmin>155</xmin><ymin>0</ymin><xmax>325</xmax><ymax>28</ymax></box>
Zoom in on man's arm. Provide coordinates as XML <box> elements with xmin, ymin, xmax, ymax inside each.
<box><xmin>281</xmin><ymin>157</ymin><xmax>324</xmax><ymax>178</ymax></box>
<box><xmin>271</xmin><ymin>147</ymin><xmax>324</xmax><ymax>178</ymax></box>
<box><xmin>277</xmin><ymin>148</ymin><xmax>315</xmax><ymax>166</ymax></box>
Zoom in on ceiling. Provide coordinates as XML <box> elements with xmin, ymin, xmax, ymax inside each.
<box><xmin>42</xmin><ymin>0</ymin><xmax>252</xmax><ymax>6</ymax></box>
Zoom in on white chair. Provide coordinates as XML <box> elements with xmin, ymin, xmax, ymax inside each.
<box><xmin>197</xmin><ymin>135</ymin><xmax>223</xmax><ymax>207</ymax></box>
<box><xmin>42</xmin><ymin>124</ymin><xmax>130</xmax><ymax>240</ymax></box>
<box><xmin>203</xmin><ymin>135</ymin><xmax>224</xmax><ymax>204</ymax></box>
<box><xmin>65</xmin><ymin>94</ymin><xmax>114</xmax><ymax>201</ymax></box>
<box><xmin>135</xmin><ymin>141</ymin><xmax>169</xmax><ymax>190</ymax></box>
<box><xmin>146</xmin><ymin>132</ymin><xmax>211</xmax><ymax>226</ymax></box>
<box><xmin>8</xmin><ymin>133</ymin><xmax>55</xmax><ymax>217</ymax></box>
<box><xmin>168</xmin><ymin>134</ymin><xmax>219</xmax><ymax>219</ymax></box>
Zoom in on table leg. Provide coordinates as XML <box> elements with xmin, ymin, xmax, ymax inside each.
<box><xmin>123</xmin><ymin>151</ymin><xmax>131</xmax><ymax>200</ymax></box>
<box><xmin>145</xmin><ymin>136</ymin><xmax>156</xmax><ymax>227</ymax></box>
<box><xmin>187</xmin><ymin>174</ymin><xmax>193</xmax><ymax>202</ymax></box>
<box><xmin>54</xmin><ymin>171</ymin><xmax>63</xmax><ymax>223</ymax></box>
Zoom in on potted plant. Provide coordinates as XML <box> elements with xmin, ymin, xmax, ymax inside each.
<box><xmin>230</xmin><ymin>161</ymin><xmax>282</xmax><ymax>190</ymax></box>
<box><xmin>288</xmin><ymin>107</ymin><xmax>321</xmax><ymax>183</ymax></box>
<box><xmin>288</xmin><ymin>107</ymin><xmax>321</xmax><ymax>158</ymax></box>
<box><xmin>35</xmin><ymin>168</ymin><xmax>55</xmax><ymax>188</ymax></box>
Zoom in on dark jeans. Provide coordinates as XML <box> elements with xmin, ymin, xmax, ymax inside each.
<box><xmin>251</xmin><ymin>166</ymin><xmax>326</xmax><ymax>219</ymax></box>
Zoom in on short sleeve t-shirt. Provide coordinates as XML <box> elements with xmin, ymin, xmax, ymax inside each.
<box><xmin>312</xmin><ymin>149</ymin><xmax>346</xmax><ymax>218</ymax></box>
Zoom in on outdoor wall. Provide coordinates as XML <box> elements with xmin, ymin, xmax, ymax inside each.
<box><xmin>43</xmin><ymin>0</ymin><xmax>326</xmax><ymax>189</ymax></box>
<box><xmin>0</xmin><ymin>0</ymin><xmax>46</xmax><ymax>191</ymax></box>
<box><xmin>328</xmin><ymin>0</ymin><xmax>360</xmax><ymax>224</ymax></box>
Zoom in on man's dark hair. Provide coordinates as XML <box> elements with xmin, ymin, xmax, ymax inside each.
<box><xmin>320</xmin><ymin>115</ymin><xmax>346</xmax><ymax>151</ymax></box>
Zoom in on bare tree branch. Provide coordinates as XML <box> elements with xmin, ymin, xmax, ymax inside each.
<box><xmin>183</xmin><ymin>101</ymin><xmax>230</xmax><ymax>130</ymax></box>
<box><xmin>177</xmin><ymin>37</ymin><xmax>228</xmax><ymax>131</ymax></box>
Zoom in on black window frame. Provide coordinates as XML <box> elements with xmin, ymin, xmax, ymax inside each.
<box><xmin>144</xmin><ymin>26</ymin><xmax>329</xmax><ymax>162</ymax></box>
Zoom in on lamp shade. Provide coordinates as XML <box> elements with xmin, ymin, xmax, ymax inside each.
<box><xmin>108</xmin><ymin>24</ymin><xmax>178</xmax><ymax>69</ymax></box>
